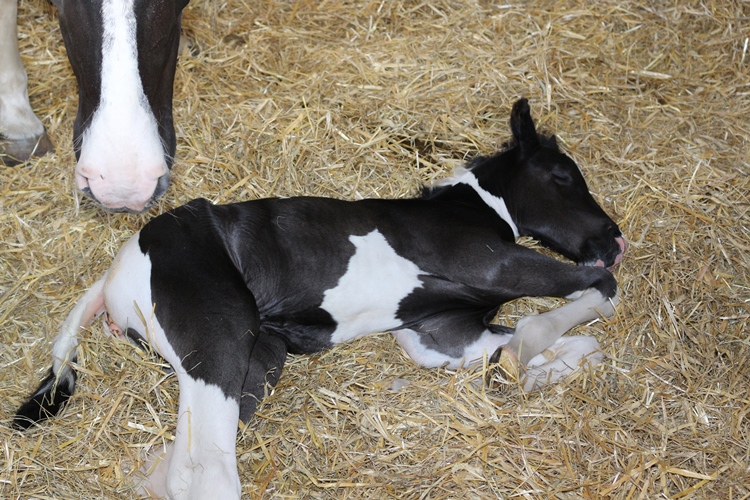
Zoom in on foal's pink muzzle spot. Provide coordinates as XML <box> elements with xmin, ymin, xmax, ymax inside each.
<box><xmin>613</xmin><ymin>236</ymin><xmax>627</xmax><ymax>264</ymax></box>
<box><xmin>595</xmin><ymin>236</ymin><xmax>627</xmax><ymax>270</ymax></box>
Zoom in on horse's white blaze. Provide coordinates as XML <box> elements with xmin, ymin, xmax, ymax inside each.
<box><xmin>394</xmin><ymin>328</ymin><xmax>514</xmax><ymax>369</ymax></box>
<box><xmin>441</xmin><ymin>169</ymin><xmax>520</xmax><ymax>237</ymax></box>
<box><xmin>0</xmin><ymin>1</ymin><xmax>45</xmax><ymax>140</ymax></box>
<box><xmin>103</xmin><ymin>234</ymin><xmax>241</xmax><ymax>499</ymax></box>
<box><xmin>322</xmin><ymin>230</ymin><xmax>424</xmax><ymax>343</ymax></box>
<box><xmin>75</xmin><ymin>0</ymin><xmax>166</xmax><ymax>211</ymax></box>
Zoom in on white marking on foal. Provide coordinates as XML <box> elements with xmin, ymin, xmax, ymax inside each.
<box><xmin>162</xmin><ymin>378</ymin><xmax>241</xmax><ymax>500</ymax></box>
<box><xmin>322</xmin><ymin>230</ymin><xmax>425</xmax><ymax>343</ymax></box>
<box><xmin>523</xmin><ymin>335</ymin><xmax>603</xmax><ymax>391</ymax></box>
<box><xmin>51</xmin><ymin>278</ymin><xmax>106</xmax><ymax>379</ymax></box>
<box><xmin>394</xmin><ymin>328</ymin><xmax>513</xmax><ymax>369</ymax></box>
<box><xmin>135</xmin><ymin>380</ymin><xmax>241</xmax><ymax>500</ymax></box>
<box><xmin>103</xmin><ymin>234</ymin><xmax>242</xmax><ymax>499</ymax></box>
<box><xmin>75</xmin><ymin>0</ymin><xmax>167</xmax><ymax>211</ymax></box>
<box><xmin>507</xmin><ymin>287</ymin><xmax>617</xmax><ymax>366</ymax></box>
<box><xmin>395</xmin><ymin>327</ymin><xmax>603</xmax><ymax>390</ymax></box>
<box><xmin>440</xmin><ymin>169</ymin><xmax>519</xmax><ymax>237</ymax></box>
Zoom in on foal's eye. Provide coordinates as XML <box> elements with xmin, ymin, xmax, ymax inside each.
<box><xmin>551</xmin><ymin>169</ymin><xmax>574</xmax><ymax>185</ymax></box>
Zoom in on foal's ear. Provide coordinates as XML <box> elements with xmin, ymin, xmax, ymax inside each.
<box><xmin>544</xmin><ymin>135</ymin><xmax>559</xmax><ymax>150</ymax></box>
<box><xmin>510</xmin><ymin>98</ymin><xmax>540</xmax><ymax>154</ymax></box>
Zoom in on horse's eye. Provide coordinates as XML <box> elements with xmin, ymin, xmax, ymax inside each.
<box><xmin>551</xmin><ymin>169</ymin><xmax>574</xmax><ymax>185</ymax></box>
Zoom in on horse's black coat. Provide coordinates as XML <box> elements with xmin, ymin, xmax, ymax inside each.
<box><xmin>132</xmin><ymin>0</ymin><xmax>188</xmax><ymax>176</ymax></box>
<box><xmin>54</xmin><ymin>0</ymin><xmax>104</xmax><ymax>158</ymax></box>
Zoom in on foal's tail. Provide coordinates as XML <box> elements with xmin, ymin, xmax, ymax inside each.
<box><xmin>14</xmin><ymin>278</ymin><xmax>107</xmax><ymax>429</ymax></box>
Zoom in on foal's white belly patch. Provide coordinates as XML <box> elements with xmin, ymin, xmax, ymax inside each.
<box><xmin>322</xmin><ymin>230</ymin><xmax>425</xmax><ymax>343</ymax></box>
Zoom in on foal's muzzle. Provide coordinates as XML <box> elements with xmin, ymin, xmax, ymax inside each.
<box><xmin>579</xmin><ymin>229</ymin><xmax>627</xmax><ymax>269</ymax></box>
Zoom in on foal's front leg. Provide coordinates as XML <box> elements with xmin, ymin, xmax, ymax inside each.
<box><xmin>521</xmin><ymin>335</ymin><xmax>604</xmax><ymax>391</ymax></box>
<box><xmin>491</xmin><ymin>263</ymin><xmax>618</xmax><ymax>385</ymax></box>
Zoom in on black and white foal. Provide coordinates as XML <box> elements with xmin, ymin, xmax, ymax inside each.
<box><xmin>14</xmin><ymin>99</ymin><xmax>626</xmax><ymax>499</ymax></box>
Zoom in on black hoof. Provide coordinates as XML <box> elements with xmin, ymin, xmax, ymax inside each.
<box><xmin>0</xmin><ymin>129</ymin><xmax>54</xmax><ymax>166</ymax></box>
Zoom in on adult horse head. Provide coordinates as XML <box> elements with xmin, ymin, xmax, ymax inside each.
<box><xmin>54</xmin><ymin>0</ymin><xmax>189</xmax><ymax>212</ymax></box>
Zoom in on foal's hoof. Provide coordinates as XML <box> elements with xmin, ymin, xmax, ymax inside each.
<box><xmin>485</xmin><ymin>347</ymin><xmax>521</xmax><ymax>390</ymax></box>
<box><xmin>0</xmin><ymin>129</ymin><xmax>54</xmax><ymax>166</ymax></box>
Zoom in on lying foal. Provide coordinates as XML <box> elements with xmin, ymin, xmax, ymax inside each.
<box><xmin>15</xmin><ymin>98</ymin><xmax>625</xmax><ymax>499</ymax></box>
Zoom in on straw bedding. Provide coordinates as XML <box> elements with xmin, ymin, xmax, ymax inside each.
<box><xmin>2</xmin><ymin>0</ymin><xmax>748</xmax><ymax>498</ymax></box>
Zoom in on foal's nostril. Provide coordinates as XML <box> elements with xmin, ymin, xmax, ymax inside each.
<box><xmin>606</xmin><ymin>226</ymin><xmax>626</xmax><ymax>253</ymax></box>
<box><xmin>601</xmin><ymin>235</ymin><xmax>627</xmax><ymax>270</ymax></box>
<box><xmin>605</xmin><ymin>224</ymin><xmax>621</xmax><ymax>238</ymax></box>
<box><xmin>615</xmin><ymin>236</ymin><xmax>627</xmax><ymax>253</ymax></box>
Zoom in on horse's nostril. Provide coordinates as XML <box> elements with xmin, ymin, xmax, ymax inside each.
<box><xmin>151</xmin><ymin>172</ymin><xmax>171</xmax><ymax>202</ymax></box>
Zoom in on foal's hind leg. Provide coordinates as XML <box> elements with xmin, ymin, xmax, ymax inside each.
<box><xmin>138</xmin><ymin>333</ymin><xmax>287</xmax><ymax>497</ymax></box>
<box><xmin>238</xmin><ymin>331</ymin><xmax>288</xmax><ymax>423</ymax></box>
<box><xmin>146</xmin><ymin>314</ymin><xmax>258</xmax><ymax>499</ymax></box>
<box><xmin>105</xmin><ymin>236</ymin><xmax>260</xmax><ymax>500</ymax></box>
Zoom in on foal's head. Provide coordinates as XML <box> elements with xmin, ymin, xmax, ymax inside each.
<box><xmin>472</xmin><ymin>98</ymin><xmax>626</xmax><ymax>268</ymax></box>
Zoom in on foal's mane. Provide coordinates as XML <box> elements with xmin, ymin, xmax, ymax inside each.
<box><xmin>420</xmin><ymin>132</ymin><xmax>559</xmax><ymax>200</ymax></box>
